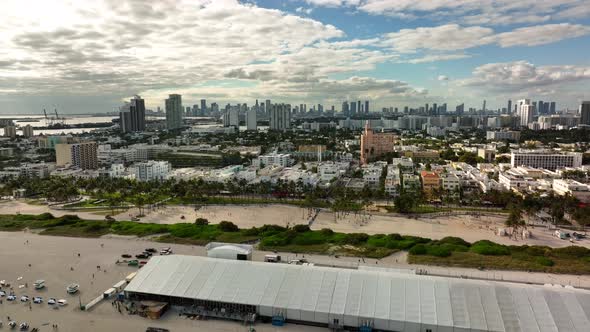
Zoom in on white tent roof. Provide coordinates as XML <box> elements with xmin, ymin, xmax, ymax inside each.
<box><xmin>125</xmin><ymin>255</ymin><xmax>590</xmax><ymax>331</ymax></box>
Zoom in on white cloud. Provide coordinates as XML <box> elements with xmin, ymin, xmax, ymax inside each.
<box><xmin>381</xmin><ymin>23</ymin><xmax>590</xmax><ymax>53</ymax></box>
<box><xmin>458</xmin><ymin>60</ymin><xmax>590</xmax><ymax>92</ymax></box>
<box><xmin>296</xmin><ymin>7</ymin><xmax>313</xmax><ymax>15</ymax></box>
<box><xmin>495</xmin><ymin>23</ymin><xmax>590</xmax><ymax>47</ymax></box>
<box><xmin>438</xmin><ymin>75</ymin><xmax>449</xmax><ymax>81</ymax></box>
<box><xmin>312</xmin><ymin>0</ymin><xmax>590</xmax><ymax>26</ymax></box>
<box><xmin>382</xmin><ymin>24</ymin><xmax>494</xmax><ymax>52</ymax></box>
<box><xmin>405</xmin><ymin>54</ymin><xmax>471</xmax><ymax>64</ymax></box>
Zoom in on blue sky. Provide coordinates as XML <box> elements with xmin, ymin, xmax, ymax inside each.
<box><xmin>0</xmin><ymin>0</ymin><xmax>589</xmax><ymax>113</ymax></box>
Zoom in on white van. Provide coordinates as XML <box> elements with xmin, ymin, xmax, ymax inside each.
<box><xmin>264</xmin><ymin>254</ymin><xmax>281</xmax><ymax>263</ymax></box>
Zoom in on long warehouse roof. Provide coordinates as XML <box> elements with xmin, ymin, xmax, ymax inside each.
<box><xmin>125</xmin><ymin>255</ymin><xmax>590</xmax><ymax>332</ymax></box>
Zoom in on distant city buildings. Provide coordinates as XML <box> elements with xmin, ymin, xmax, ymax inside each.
<box><xmin>223</xmin><ymin>107</ymin><xmax>239</xmax><ymax>128</ymax></box>
<box><xmin>269</xmin><ymin>103</ymin><xmax>291</xmax><ymax>131</ymax></box>
<box><xmin>580</xmin><ymin>101</ymin><xmax>590</xmax><ymax>126</ymax></box>
<box><xmin>3</xmin><ymin>126</ymin><xmax>16</xmax><ymax>139</ymax></box>
<box><xmin>165</xmin><ymin>94</ymin><xmax>183</xmax><ymax>130</ymax></box>
<box><xmin>511</xmin><ymin>150</ymin><xmax>583</xmax><ymax>170</ymax></box>
<box><xmin>360</xmin><ymin>121</ymin><xmax>397</xmax><ymax>165</ymax></box>
<box><xmin>486</xmin><ymin>130</ymin><xmax>521</xmax><ymax>141</ymax></box>
<box><xmin>23</xmin><ymin>125</ymin><xmax>34</xmax><ymax>138</ymax></box>
<box><xmin>246</xmin><ymin>107</ymin><xmax>257</xmax><ymax>131</ymax></box>
<box><xmin>56</xmin><ymin>142</ymin><xmax>98</xmax><ymax>170</ymax></box>
<box><xmin>119</xmin><ymin>95</ymin><xmax>146</xmax><ymax>133</ymax></box>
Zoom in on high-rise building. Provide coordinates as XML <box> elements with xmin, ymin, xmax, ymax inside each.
<box><xmin>550</xmin><ymin>102</ymin><xmax>556</xmax><ymax>114</ymax></box>
<box><xmin>360</xmin><ymin>121</ymin><xmax>397</xmax><ymax>165</ymax></box>
<box><xmin>165</xmin><ymin>94</ymin><xmax>183</xmax><ymax>130</ymax></box>
<box><xmin>357</xmin><ymin>101</ymin><xmax>361</xmax><ymax>114</ymax></box>
<box><xmin>580</xmin><ymin>101</ymin><xmax>590</xmax><ymax>126</ymax></box>
<box><xmin>223</xmin><ymin>107</ymin><xmax>239</xmax><ymax>128</ymax></box>
<box><xmin>120</xmin><ymin>95</ymin><xmax>146</xmax><ymax>133</ymax></box>
<box><xmin>455</xmin><ymin>103</ymin><xmax>464</xmax><ymax>114</ymax></box>
<box><xmin>350</xmin><ymin>101</ymin><xmax>357</xmax><ymax>114</ymax></box>
<box><xmin>482</xmin><ymin>100</ymin><xmax>486</xmax><ymax>112</ymax></box>
<box><xmin>507</xmin><ymin>100</ymin><xmax>512</xmax><ymax>115</ymax></box>
<box><xmin>432</xmin><ymin>103</ymin><xmax>438</xmax><ymax>116</ymax></box>
<box><xmin>342</xmin><ymin>101</ymin><xmax>349</xmax><ymax>116</ymax></box>
<box><xmin>265</xmin><ymin>100</ymin><xmax>271</xmax><ymax>116</ymax></box>
<box><xmin>191</xmin><ymin>104</ymin><xmax>199</xmax><ymax>117</ymax></box>
<box><xmin>246</xmin><ymin>107</ymin><xmax>257</xmax><ymax>131</ymax></box>
<box><xmin>211</xmin><ymin>102</ymin><xmax>219</xmax><ymax>113</ymax></box>
<box><xmin>520</xmin><ymin>104</ymin><xmax>534</xmax><ymax>126</ymax></box>
<box><xmin>22</xmin><ymin>125</ymin><xmax>34</xmax><ymax>138</ymax></box>
<box><xmin>55</xmin><ymin>142</ymin><xmax>98</xmax><ymax>169</ymax></box>
<box><xmin>538</xmin><ymin>100</ymin><xmax>544</xmax><ymax>115</ymax></box>
<box><xmin>365</xmin><ymin>100</ymin><xmax>369</xmax><ymax>114</ymax></box>
<box><xmin>269</xmin><ymin>103</ymin><xmax>291</xmax><ymax>131</ymax></box>
<box><xmin>200</xmin><ymin>99</ymin><xmax>207</xmax><ymax>116</ymax></box>
<box><xmin>318</xmin><ymin>104</ymin><xmax>323</xmax><ymax>113</ymax></box>
<box><xmin>4</xmin><ymin>126</ymin><xmax>16</xmax><ymax>139</ymax></box>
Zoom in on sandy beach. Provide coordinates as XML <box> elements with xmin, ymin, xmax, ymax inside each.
<box><xmin>1</xmin><ymin>200</ymin><xmax>586</xmax><ymax>249</ymax></box>
<box><xmin>0</xmin><ymin>231</ymin><xmax>589</xmax><ymax>331</ymax></box>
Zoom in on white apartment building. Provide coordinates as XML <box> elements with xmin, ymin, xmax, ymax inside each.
<box><xmin>132</xmin><ymin>160</ymin><xmax>171</xmax><ymax>182</ymax></box>
<box><xmin>511</xmin><ymin>150</ymin><xmax>583</xmax><ymax>170</ymax></box>
<box><xmin>362</xmin><ymin>162</ymin><xmax>387</xmax><ymax>187</ymax></box>
<box><xmin>441</xmin><ymin>173</ymin><xmax>460</xmax><ymax>192</ymax></box>
<box><xmin>252</xmin><ymin>153</ymin><xmax>292</xmax><ymax>169</ymax></box>
<box><xmin>318</xmin><ymin>162</ymin><xmax>349</xmax><ymax>182</ymax></box>
<box><xmin>553</xmin><ymin>179</ymin><xmax>590</xmax><ymax>203</ymax></box>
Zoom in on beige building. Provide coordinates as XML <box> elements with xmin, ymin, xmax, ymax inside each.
<box><xmin>56</xmin><ymin>142</ymin><xmax>98</xmax><ymax>169</ymax></box>
<box><xmin>360</xmin><ymin>121</ymin><xmax>397</xmax><ymax>164</ymax></box>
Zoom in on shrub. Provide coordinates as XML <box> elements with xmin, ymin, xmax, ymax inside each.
<box><xmin>218</xmin><ymin>221</ymin><xmax>239</xmax><ymax>232</ymax></box>
<box><xmin>437</xmin><ymin>237</ymin><xmax>470</xmax><ymax>247</ymax></box>
<box><xmin>345</xmin><ymin>233</ymin><xmax>369</xmax><ymax>245</ymax></box>
<box><xmin>523</xmin><ymin>245</ymin><xmax>550</xmax><ymax>257</ymax></box>
<box><xmin>426</xmin><ymin>245</ymin><xmax>452</xmax><ymax>257</ymax></box>
<box><xmin>292</xmin><ymin>224</ymin><xmax>311</xmax><ymax>233</ymax></box>
<box><xmin>470</xmin><ymin>240</ymin><xmax>510</xmax><ymax>256</ymax></box>
<box><xmin>320</xmin><ymin>228</ymin><xmax>334</xmax><ymax>236</ymax></box>
<box><xmin>535</xmin><ymin>256</ymin><xmax>555</xmax><ymax>267</ymax></box>
<box><xmin>552</xmin><ymin>246</ymin><xmax>590</xmax><ymax>258</ymax></box>
<box><xmin>195</xmin><ymin>218</ymin><xmax>209</xmax><ymax>226</ymax></box>
<box><xmin>36</xmin><ymin>213</ymin><xmax>55</xmax><ymax>220</ymax></box>
<box><xmin>409</xmin><ymin>244</ymin><xmax>427</xmax><ymax>255</ymax></box>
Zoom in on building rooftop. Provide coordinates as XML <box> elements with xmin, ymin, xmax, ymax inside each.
<box><xmin>125</xmin><ymin>255</ymin><xmax>590</xmax><ymax>331</ymax></box>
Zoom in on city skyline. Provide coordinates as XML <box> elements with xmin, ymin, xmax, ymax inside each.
<box><xmin>1</xmin><ymin>0</ymin><xmax>590</xmax><ymax>114</ymax></box>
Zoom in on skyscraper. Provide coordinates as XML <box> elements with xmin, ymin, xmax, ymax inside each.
<box><xmin>265</xmin><ymin>100</ymin><xmax>271</xmax><ymax>117</ymax></box>
<box><xmin>580</xmin><ymin>101</ymin><xmax>590</xmax><ymax>126</ymax></box>
<box><xmin>55</xmin><ymin>142</ymin><xmax>98</xmax><ymax>170</ymax></box>
<box><xmin>507</xmin><ymin>100</ymin><xmax>512</xmax><ymax>115</ymax></box>
<box><xmin>200</xmin><ymin>99</ymin><xmax>207</xmax><ymax>116</ymax></box>
<box><xmin>120</xmin><ymin>95</ymin><xmax>146</xmax><ymax>133</ymax></box>
<box><xmin>456</xmin><ymin>103</ymin><xmax>464</xmax><ymax>114</ymax></box>
<box><xmin>357</xmin><ymin>101</ymin><xmax>361</xmax><ymax>115</ymax></box>
<box><xmin>269</xmin><ymin>103</ymin><xmax>291</xmax><ymax>131</ymax></box>
<box><xmin>247</xmin><ymin>107</ymin><xmax>257</xmax><ymax>131</ymax></box>
<box><xmin>342</xmin><ymin>101</ymin><xmax>349</xmax><ymax>116</ymax></box>
<box><xmin>365</xmin><ymin>100</ymin><xmax>369</xmax><ymax>114</ymax></box>
<box><xmin>165</xmin><ymin>94</ymin><xmax>183</xmax><ymax>130</ymax></box>
<box><xmin>550</xmin><ymin>102</ymin><xmax>556</xmax><ymax>114</ymax></box>
<box><xmin>432</xmin><ymin>103</ymin><xmax>438</xmax><ymax>116</ymax></box>
<box><xmin>482</xmin><ymin>100</ymin><xmax>486</xmax><ymax>112</ymax></box>
<box><xmin>520</xmin><ymin>104</ymin><xmax>534</xmax><ymax>126</ymax></box>
<box><xmin>350</xmin><ymin>101</ymin><xmax>357</xmax><ymax>114</ymax></box>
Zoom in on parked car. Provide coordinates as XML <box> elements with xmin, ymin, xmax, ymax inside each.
<box><xmin>8</xmin><ymin>321</ymin><xmax>16</xmax><ymax>328</ymax></box>
<box><xmin>19</xmin><ymin>322</ymin><xmax>29</xmax><ymax>331</ymax></box>
<box><xmin>66</xmin><ymin>283</ymin><xmax>80</xmax><ymax>294</ymax></box>
<box><xmin>160</xmin><ymin>247</ymin><xmax>172</xmax><ymax>255</ymax></box>
<box><xmin>7</xmin><ymin>295</ymin><xmax>16</xmax><ymax>301</ymax></box>
<box><xmin>135</xmin><ymin>253</ymin><xmax>148</xmax><ymax>259</ymax></box>
<box><xmin>57</xmin><ymin>299</ymin><xmax>68</xmax><ymax>306</ymax></box>
<box><xmin>20</xmin><ymin>295</ymin><xmax>29</xmax><ymax>302</ymax></box>
<box><xmin>47</xmin><ymin>298</ymin><xmax>57</xmax><ymax>305</ymax></box>
<box><xmin>143</xmin><ymin>251</ymin><xmax>153</xmax><ymax>257</ymax></box>
<box><xmin>33</xmin><ymin>280</ymin><xmax>45</xmax><ymax>290</ymax></box>
<box><xmin>121</xmin><ymin>254</ymin><xmax>132</xmax><ymax>258</ymax></box>
<box><xmin>33</xmin><ymin>296</ymin><xmax>43</xmax><ymax>304</ymax></box>
<box><xmin>0</xmin><ymin>290</ymin><xmax>6</xmax><ymax>297</ymax></box>
<box><xmin>145</xmin><ymin>248</ymin><xmax>157</xmax><ymax>253</ymax></box>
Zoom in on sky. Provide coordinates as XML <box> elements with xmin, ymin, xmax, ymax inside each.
<box><xmin>1</xmin><ymin>0</ymin><xmax>590</xmax><ymax>114</ymax></box>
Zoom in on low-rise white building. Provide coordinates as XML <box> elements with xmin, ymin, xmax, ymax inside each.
<box><xmin>553</xmin><ymin>179</ymin><xmax>590</xmax><ymax>203</ymax></box>
<box><xmin>252</xmin><ymin>153</ymin><xmax>292</xmax><ymax>169</ymax></box>
<box><xmin>132</xmin><ymin>160</ymin><xmax>171</xmax><ymax>182</ymax></box>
